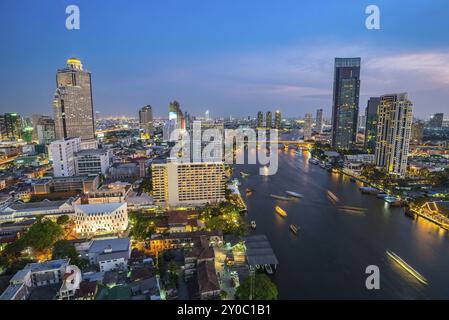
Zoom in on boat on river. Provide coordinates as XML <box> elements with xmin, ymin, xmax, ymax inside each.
<box><xmin>386</xmin><ymin>250</ymin><xmax>428</xmax><ymax>285</ymax></box>
<box><xmin>290</xmin><ymin>224</ymin><xmax>299</xmax><ymax>234</ymax></box>
<box><xmin>270</xmin><ymin>194</ymin><xmax>292</xmax><ymax>201</ymax></box>
<box><xmin>250</xmin><ymin>220</ymin><xmax>257</xmax><ymax>229</ymax></box>
<box><xmin>286</xmin><ymin>191</ymin><xmax>304</xmax><ymax>198</ymax></box>
<box><xmin>275</xmin><ymin>206</ymin><xmax>287</xmax><ymax>217</ymax></box>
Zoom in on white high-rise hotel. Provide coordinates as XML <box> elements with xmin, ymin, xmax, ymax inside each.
<box><xmin>375</xmin><ymin>93</ymin><xmax>413</xmax><ymax>178</ymax></box>
<box><xmin>53</xmin><ymin>58</ymin><xmax>95</xmax><ymax>141</ymax></box>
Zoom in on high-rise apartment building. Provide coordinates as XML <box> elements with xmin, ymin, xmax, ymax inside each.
<box><xmin>53</xmin><ymin>58</ymin><xmax>95</xmax><ymax>141</ymax></box>
<box><xmin>152</xmin><ymin>160</ymin><xmax>226</xmax><ymax>207</ymax></box>
<box><xmin>139</xmin><ymin>105</ymin><xmax>153</xmax><ymax>139</ymax></box>
<box><xmin>266</xmin><ymin>112</ymin><xmax>272</xmax><ymax>129</ymax></box>
<box><xmin>36</xmin><ymin>117</ymin><xmax>56</xmax><ymax>145</ymax></box>
<box><xmin>274</xmin><ymin>110</ymin><xmax>282</xmax><ymax>129</ymax></box>
<box><xmin>375</xmin><ymin>93</ymin><xmax>413</xmax><ymax>178</ymax></box>
<box><xmin>428</xmin><ymin>113</ymin><xmax>444</xmax><ymax>128</ymax></box>
<box><xmin>331</xmin><ymin>58</ymin><xmax>361</xmax><ymax>149</ymax></box>
<box><xmin>257</xmin><ymin>112</ymin><xmax>264</xmax><ymax>128</ymax></box>
<box><xmin>411</xmin><ymin>121</ymin><xmax>425</xmax><ymax>144</ymax></box>
<box><xmin>50</xmin><ymin>137</ymin><xmax>81</xmax><ymax>177</ymax></box>
<box><xmin>0</xmin><ymin>113</ymin><xmax>22</xmax><ymax>141</ymax></box>
<box><xmin>304</xmin><ymin>113</ymin><xmax>313</xmax><ymax>141</ymax></box>
<box><xmin>315</xmin><ymin>109</ymin><xmax>323</xmax><ymax>134</ymax></box>
<box><xmin>364</xmin><ymin>97</ymin><xmax>381</xmax><ymax>153</ymax></box>
<box><xmin>169</xmin><ymin>100</ymin><xmax>185</xmax><ymax>131</ymax></box>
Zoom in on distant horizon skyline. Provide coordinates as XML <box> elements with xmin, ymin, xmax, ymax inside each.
<box><xmin>1</xmin><ymin>1</ymin><xmax>449</xmax><ymax>119</ymax></box>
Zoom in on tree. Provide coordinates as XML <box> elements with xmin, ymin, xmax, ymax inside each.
<box><xmin>22</xmin><ymin>219</ymin><xmax>63</xmax><ymax>252</ymax></box>
<box><xmin>236</xmin><ymin>273</ymin><xmax>278</xmax><ymax>300</ymax></box>
<box><xmin>56</xmin><ymin>215</ymin><xmax>70</xmax><ymax>225</ymax></box>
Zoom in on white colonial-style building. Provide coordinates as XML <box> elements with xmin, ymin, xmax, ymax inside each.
<box><xmin>74</xmin><ymin>202</ymin><xmax>128</xmax><ymax>236</ymax></box>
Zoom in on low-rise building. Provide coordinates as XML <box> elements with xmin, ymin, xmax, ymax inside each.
<box><xmin>0</xmin><ymin>198</ymin><xmax>75</xmax><ymax>223</ymax></box>
<box><xmin>0</xmin><ymin>259</ymin><xmax>81</xmax><ymax>300</ymax></box>
<box><xmin>149</xmin><ymin>230</ymin><xmax>223</xmax><ymax>255</ymax></box>
<box><xmin>76</xmin><ymin>237</ymin><xmax>131</xmax><ymax>272</ymax></box>
<box><xmin>74</xmin><ymin>202</ymin><xmax>128</xmax><ymax>236</ymax></box>
<box><xmin>75</xmin><ymin>148</ymin><xmax>111</xmax><ymax>176</ymax></box>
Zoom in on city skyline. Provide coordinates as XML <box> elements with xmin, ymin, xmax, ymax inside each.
<box><xmin>1</xmin><ymin>1</ymin><xmax>449</xmax><ymax>119</ymax></box>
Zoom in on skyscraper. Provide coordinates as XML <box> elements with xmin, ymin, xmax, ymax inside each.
<box><xmin>331</xmin><ymin>58</ymin><xmax>361</xmax><ymax>150</ymax></box>
<box><xmin>53</xmin><ymin>58</ymin><xmax>95</xmax><ymax>141</ymax></box>
<box><xmin>274</xmin><ymin>110</ymin><xmax>282</xmax><ymax>129</ymax></box>
<box><xmin>36</xmin><ymin>117</ymin><xmax>56</xmax><ymax>145</ymax></box>
<box><xmin>139</xmin><ymin>105</ymin><xmax>153</xmax><ymax>139</ymax></box>
<box><xmin>169</xmin><ymin>100</ymin><xmax>185</xmax><ymax>130</ymax></box>
<box><xmin>315</xmin><ymin>109</ymin><xmax>323</xmax><ymax>134</ymax></box>
<box><xmin>411</xmin><ymin>121</ymin><xmax>424</xmax><ymax>144</ymax></box>
<box><xmin>266</xmin><ymin>112</ymin><xmax>272</xmax><ymax>129</ymax></box>
<box><xmin>0</xmin><ymin>113</ymin><xmax>22</xmax><ymax>140</ymax></box>
<box><xmin>375</xmin><ymin>93</ymin><xmax>413</xmax><ymax>178</ymax></box>
<box><xmin>257</xmin><ymin>112</ymin><xmax>264</xmax><ymax>128</ymax></box>
<box><xmin>364</xmin><ymin>97</ymin><xmax>381</xmax><ymax>153</ymax></box>
<box><xmin>304</xmin><ymin>113</ymin><xmax>313</xmax><ymax>141</ymax></box>
<box><xmin>428</xmin><ymin>113</ymin><xmax>444</xmax><ymax>128</ymax></box>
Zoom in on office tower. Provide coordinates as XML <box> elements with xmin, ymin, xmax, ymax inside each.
<box><xmin>266</xmin><ymin>112</ymin><xmax>272</xmax><ymax>129</ymax></box>
<box><xmin>375</xmin><ymin>93</ymin><xmax>413</xmax><ymax>178</ymax></box>
<box><xmin>304</xmin><ymin>113</ymin><xmax>313</xmax><ymax>141</ymax></box>
<box><xmin>411</xmin><ymin>121</ymin><xmax>425</xmax><ymax>144</ymax></box>
<box><xmin>331</xmin><ymin>58</ymin><xmax>361</xmax><ymax>149</ymax></box>
<box><xmin>50</xmin><ymin>137</ymin><xmax>81</xmax><ymax>177</ymax></box>
<box><xmin>152</xmin><ymin>160</ymin><xmax>226</xmax><ymax>207</ymax></box>
<box><xmin>75</xmin><ymin>149</ymin><xmax>110</xmax><ymax>176</ymax></box>
<box><xmin>315</xmin><ymin>109</ymin><xmax>323</xmax><ymax>134</ymax></box>
<box><xmin>139</xmin><ymin>105</ymin><xmax>153</xmax><ymax>139</ymax></box>
<box><xmin>35</xmin><ymin>116</ymin><xmax>56</xmax><ymax>145</ymax></box>
<box><xmin>274</xmin><ymin>110</ymin><xmax>282</xmax><ymax>129</ymax></box>
<box><xmin>257</xmin><ymin>112</ymin><xmax>264</xmax><ymax>128</ymax></box>
<box><xmin>364</xmin><ymin>97</ymin><xmax>381</xmax><ymax>152</ymax></box>
<box><xmin>0</xmin><ymin>113</ymin><xmax>22</xmax><ymax>140</ymax></box>
<box><xmin>428</xmin><ymin>113</ymin><xmax>444</xmax><ymax>128</ymax></box>
<box><xmin>53</xmin><ymin>58</ymin><xmax>95</xmax><ymax>141</ymax></box>
<box><xmin>169</xmin><ymin>100</ymin><xmax>185</xmax><ymax>130</ymax></box>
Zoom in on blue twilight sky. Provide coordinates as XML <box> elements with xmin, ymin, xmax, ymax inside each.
<box><xmin>0</xmin><ymin>0</ymin><xmax>449</xmax><ymax>119</ymax></box>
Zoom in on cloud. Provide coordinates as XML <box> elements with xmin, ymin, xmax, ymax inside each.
<box><xmin>154</xmin><ymin>44</ymin><xmax>449</xmax><ymax>117</ymax></box>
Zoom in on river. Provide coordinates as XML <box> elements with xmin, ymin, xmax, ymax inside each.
<box><xmin>233</xmin><ymin>142</ymin><xmax>449</xmax><ymax>299</ymax></box>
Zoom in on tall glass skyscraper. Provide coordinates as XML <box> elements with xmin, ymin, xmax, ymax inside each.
<box><xmin>364</xmin><ymin>97</ymin><xmax>381</xmax><ymax>153</ymax></box>
<box><xmin>331</xmin><ymin>58</ymin><xmax>361</xmax><ymax>150</ymax></box>
<box><xmin>139</xmin><ymin>105</ymin><xmax>153</xmax><ymax>139</ymax></box>
<box><xmin>53</xmin><ymin>58</ymin><xmax>95</xmax><ymax>141</ymax></box>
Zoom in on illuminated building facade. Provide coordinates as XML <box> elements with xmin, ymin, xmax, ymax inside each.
<box><xmin>139</xmin><ymin>105</ymin><xmax>153</xmax><ymax>139</ymax></box>
<box><xmin>53</xmin><ymin>58</ymin><xmax>95</xmax><ymax>141</ymax></box>
<box><xmin>364</xmin><ymin>97</ymin><xmax>381</xmax><ymax>153</ymax></box>
<box><xmin>331</xmin><ymin>57</ymin><xmax>361</xmax><ymax>149</ymax></box>
<box><xmin>274</xmin><ymin>110</ymin><xmax>282</xmax><ymax>129</ymax></box>
<box><xmin>315</xmin><ymin>109</ymin><xmax>323</xmax><ymax>134</ymax></box>
<box><xmin>74</xmin><ymin>202</ymin><xmax>128</xmax><ymax>236</ymax></box>
<box><xmin>375</xmin><ymin>93</ymin><xmax>413</xmax><ymax>178</ymax></box>
<box><xmin>151</xmin><ymin>160</ymin><xmax>226</xmax><ymax>207</ymax></box>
